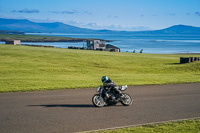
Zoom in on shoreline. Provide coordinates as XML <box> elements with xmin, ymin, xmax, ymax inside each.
<box><xmin>2</xmin><ymin>43</ymin><xmax>200</xmax><ymax>55</ymax></box>
<box><xmin>0</xmin><ymin>33</ymin><xmax>110</xmax><ymax>43</ymax></box>
<box><xmin>1</xmin><ymin>33</ymin><xmax>200</xmax><ymax>54</ymax></box>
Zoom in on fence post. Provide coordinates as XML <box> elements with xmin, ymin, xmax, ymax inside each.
<box><xmin>180</xmin><ymin>57</ymin><xmax>185</xmax><ymax>64</ymax></box>
<box><xmin>190</xmin><ymin>57</ymin><xmax>194</xmax><ymax>62</ymax></box>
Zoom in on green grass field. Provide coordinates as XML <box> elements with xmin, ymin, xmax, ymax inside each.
<box><xmin>0</xmin><ymin>34</ymin><xmax>92</xmax><ymax>42</ymax></box>
<box><xmin>90</xmin><ymin>119</ymin><xmax>200</xmax><ymax>133</ymax></box>
<box><xmin>0</xmin><ymin>44</ymin><xmax>200</xmax><ymax>92</ymax></box>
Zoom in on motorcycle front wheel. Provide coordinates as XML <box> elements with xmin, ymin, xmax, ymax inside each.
<box><xmin>92</xmin><ymin>94</ymin><xmax>105</xmax><ymax>107</ymax></box>
<box><xmin>121</xmin><ymin>93</ymin><xmax>133</xmax><ymax>106</ymax></box>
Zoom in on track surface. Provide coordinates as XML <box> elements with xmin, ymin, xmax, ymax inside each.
<box><xmin>0</xmin><ymin>83</ymin><xmax>200</xmax><ymax>133</ymax></box>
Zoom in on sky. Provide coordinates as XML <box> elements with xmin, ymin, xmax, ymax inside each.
<box><xmin>0</xmin><ymin>0</ymin><xmax>200</xmax><ymax>31</ymax></box>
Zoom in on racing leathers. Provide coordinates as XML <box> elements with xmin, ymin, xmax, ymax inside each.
<box><xmin>103</xmin><ymin>78</ymin><xmax>121</xmax><ymax>100</ymax></box>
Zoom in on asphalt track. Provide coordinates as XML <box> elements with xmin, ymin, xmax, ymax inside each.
<box><xmin>0</xmin><ymin>83</ymin><xmax>200</xmax><ymax>133</ymax></box>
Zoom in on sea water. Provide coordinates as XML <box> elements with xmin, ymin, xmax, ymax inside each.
<box><xmin>23</xmin><ymin>33</ymin><xmax>200</xmax><ymax>54</ymax></box>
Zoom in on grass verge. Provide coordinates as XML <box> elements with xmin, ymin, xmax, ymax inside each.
<box><xmin>89</xmin><ymin>118</ymin><xmax>200</xmax><ymax>133</ymax></box>
<box><xmin>0</xmin><ymin>44</ymin><xmax>200</xmax><ymax>92</ymax></box>
<box><xmin>0</xmin><ymin>34</ymin><xmax>94</xmax><ymax>42</ymax></box>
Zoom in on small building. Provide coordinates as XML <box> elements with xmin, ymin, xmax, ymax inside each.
<box><xmin>87</xmin><ymin>40</ymin><xmax>106</xmax><ymax>50</ymax></box>
<box><xmin>106</xmin><ymin>44</ymin><xmax>120</xmax><ymax>52</ymax></box>
<box><xmin>6</xmin><ymin>40</ymin><xmax>21</xmax><ymax>45</ymax></box>
<box><xmin>86</xmin><ymin>40</ymin><xmax>120</xmax><ymax>52</ymax></box>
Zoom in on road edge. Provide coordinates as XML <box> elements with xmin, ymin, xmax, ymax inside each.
<box><xmin>79</xmin><ymin>117</ymin><xmax>200</xmax><ymax>133</ymax></box>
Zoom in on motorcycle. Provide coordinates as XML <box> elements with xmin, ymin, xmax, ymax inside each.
<box><xmin>92</xmin><ymin>85</ymin><xmax>133</xmax><ymax>107</ymax></box>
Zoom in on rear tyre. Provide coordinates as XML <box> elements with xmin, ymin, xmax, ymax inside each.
<box><xmin>92</xmin><ymin>94</ymin><xmax>105</xmax><ymax>107</ymax></box>
<box><xmin>121</xmin><ymin>93</ymin><xmax>133</xmax><ymax>106</ymax></box>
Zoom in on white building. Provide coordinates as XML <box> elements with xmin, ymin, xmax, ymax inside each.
<box><xmin>86</xmin><ymin>39</ymin><xmax>120</xmax><ymax>52</ymax></box>
<box><xmin>87</xmin><ymin>40</ymin><xmax>106</xmax><ymax>50</ymax></box>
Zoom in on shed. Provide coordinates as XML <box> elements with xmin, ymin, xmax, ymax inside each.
<box><xmin>6</xmin><ymin>40</ymin><xmax>21</xmax><ymax>45</ymax></box>
<box><xmin>106</xmin><ymin>44</ymin><xmax>120</xmax><ymax>52</ymax></box>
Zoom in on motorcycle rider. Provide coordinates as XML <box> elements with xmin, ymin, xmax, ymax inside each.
<box><xmin>101</xmin><ymin>76</ymin><xmax>122</xmax><ymax>101</ymax></box>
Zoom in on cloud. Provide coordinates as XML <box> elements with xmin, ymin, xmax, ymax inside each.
<box><xmin>107</xmin><ymin>15</ymin><xmax>119</xmax><ymax>18</ymax></box>
<box><xmin>85</xmin><ymin>22</ymin><xmax>101</xmax><ymax>27</ymax></box>
<box><xmin>168</xmin><ymin>13</ymin><xmax>175</xmax><ymax>16</ymax></box>
<box><xmin>12</xmin><ymin>9</ymin><xmax>39</xmax><ymax>13</ymax></box>
<box><xmin>51</xmin><ymin>10</ymin><xmax>92</xmax><ymax>15</ymax></box>
<box><xmin>61</xmin><ymin>10</ymin><xmax>78</xmax><ymax>14</ymax></box>
<box><xmin>51</xmin><ymin>10</ymin><xmax>78</xmax><ymax>15</ymax></box>
<box><xmin>82</xmin><ymin>22</ymin><xmax>151</xmax><ymax>31</ymax></box>
<box><xmin>195</xmin><ymin>11</ymin><xmax>200</xmax><ymax>16</ymax></box>
<box><xmin>83</xmin><ymin>11</ymin><xmax>93</xmax><ymax>15</ymax></box>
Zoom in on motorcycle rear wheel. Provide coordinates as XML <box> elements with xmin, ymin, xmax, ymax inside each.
<box><xmin>121</xmin><ymin>93</ymin><xmax>133</xmax><ymax>106</ymax></box>
<box><xmin>92</xmin><ymin>94</ymin><xmax>105</xmax><ymax>107</ymax></box>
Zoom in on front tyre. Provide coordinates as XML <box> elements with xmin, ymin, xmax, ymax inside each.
<box><xmin>121</xmin><ymin>93</ymin><xmax>133</xmax><ymax>106</ymax></box>
<box><xmin>92</xmin><ymin>94</ymin><xmax>105</xmax><ymax>107</ymax></box>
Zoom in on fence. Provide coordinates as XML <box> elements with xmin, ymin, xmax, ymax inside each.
<box><xmin>180</xmin><ymin>57</ymin><xmax>200</xmax><ymax>64</ymax></box>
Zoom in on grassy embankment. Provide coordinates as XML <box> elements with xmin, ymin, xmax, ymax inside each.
<box><xmin>0</xmin><ymin>44</ymin><xmax>200</xmax><ymax>92</ymax></box>
<box><xmin>0</xmin><ymin>34</ymin><xmax>94</xmax><ymax>42</ymax></box>
<box><xmin>90</xmin><ymin>119</ymin><xmax>200</xmax><ymax>133</ymax></box>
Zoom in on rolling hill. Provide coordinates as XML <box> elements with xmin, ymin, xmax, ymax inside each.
<box><xmin>0</xmin><ymin>18</ymin><xmax>95</xmax><ymax>33</ymax></box>
<box><xmin>0</xmin><ymin>18</ymin><xmax>200</xmax><ymax>35</ymax></box>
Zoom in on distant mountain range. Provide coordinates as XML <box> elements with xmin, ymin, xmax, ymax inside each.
<box><xmin>0</xmin><ymin>18</ymin><xmax>200</xmax><ymax>35</ymax></box>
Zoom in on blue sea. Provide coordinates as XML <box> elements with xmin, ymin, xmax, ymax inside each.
<box><xmin>23</xmin><ymin>33</ymin><xmax>200</xmax><ymax>54</ymax></box>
